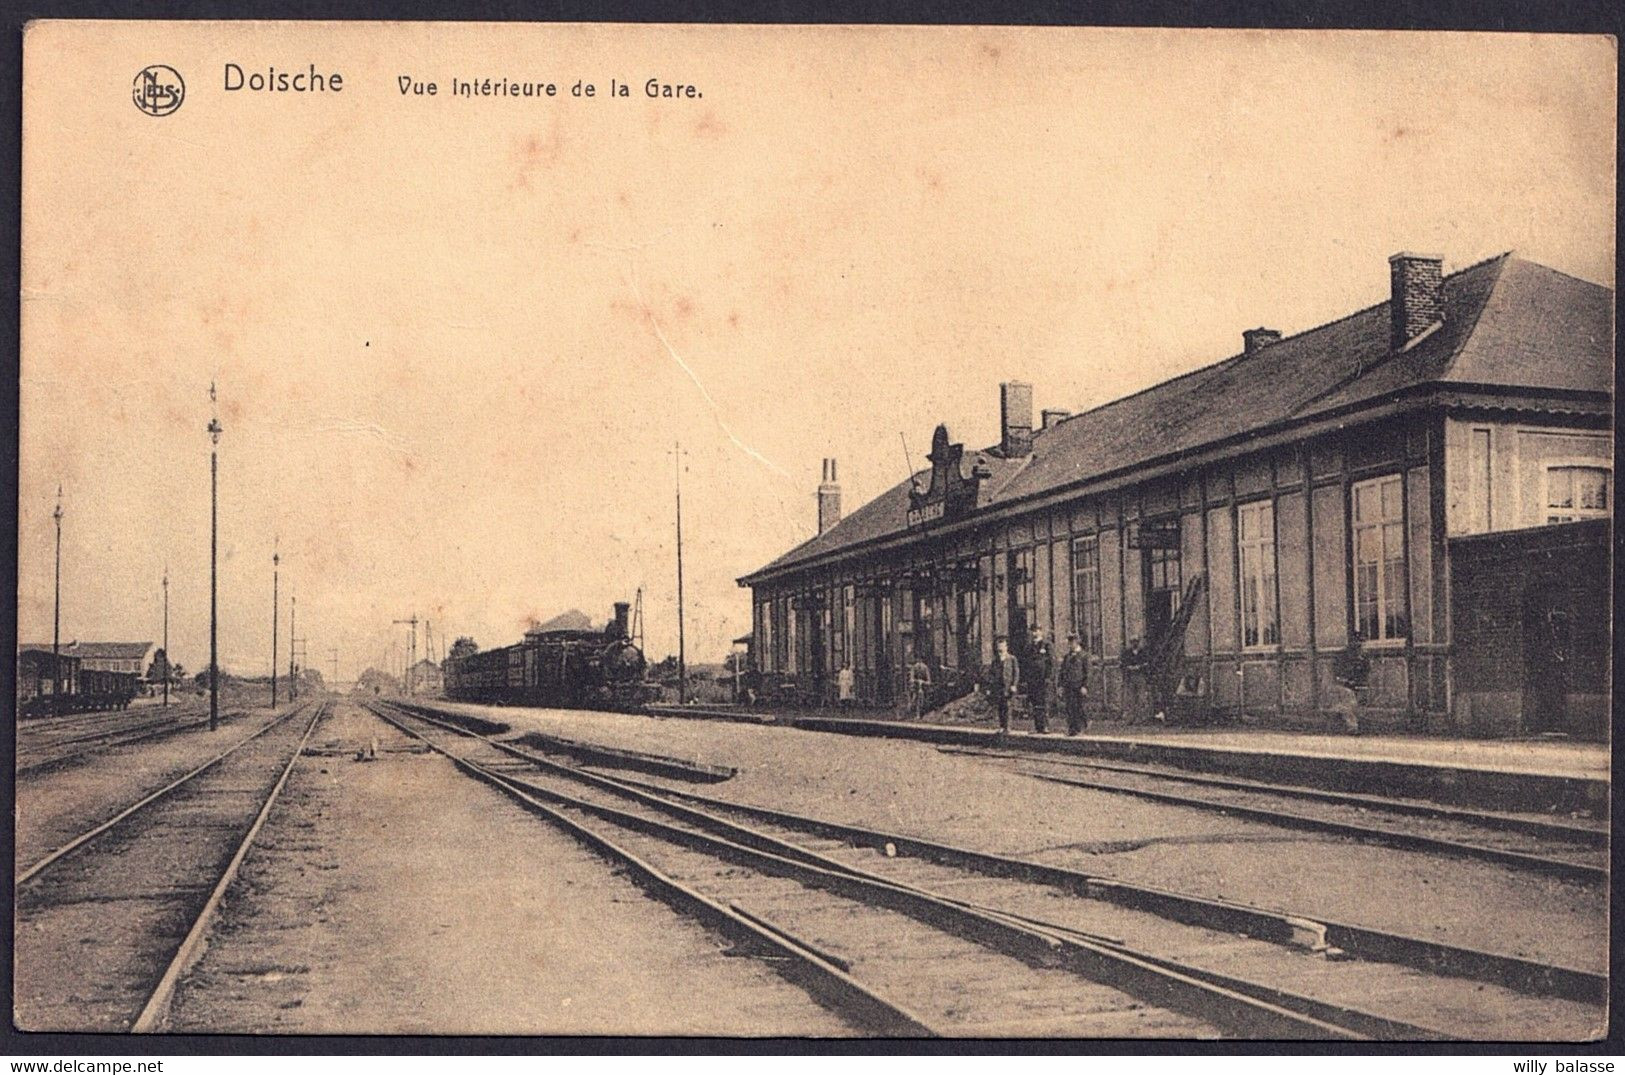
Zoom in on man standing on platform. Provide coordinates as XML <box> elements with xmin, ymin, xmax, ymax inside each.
<box><xmin>1122</xmin><ymin>637</ymin><xmax>1149</xmax><ymax>724</ymax></box>
<box><xmin>990</xmin><ymin>636</ymin><xmax>1020</xmax><ymax>734</ymax></box>
<box><xmin>1060</xmin><ymin>634</ymin><xmax>1089</xmax><ymax>735</ymax></box>
<box><xmin>907</xmin><ymin>653</ymin><xmax>932</xmax><ymax>719</ymax></box>
<box><xmin>1025</xmin><ymin>626</ymin><xmax>1054</xmax><ymax>733</ymax></box>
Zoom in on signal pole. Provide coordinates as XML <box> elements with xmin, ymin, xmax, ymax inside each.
<box><xmin>208</xmin><ymin>385</ymin><xmax>222</xmax><ymax>733</ymax></box>
<box><xmin>271</xmin><ymin>540</ymin><xmax>280</xmax><ymax>709</ymax></box>
<box><xmin>393</xmin><ymin>616</ymin><xmax>419</xmax><ymax>695</ymax></box>
<box><xmin>671</xmin><ymin>443</ymin><xmax>688</xmax><ymax>705</ymax></box>
<box><xmin>52</xmin><ymin>486</ymin><xmax>63</xmax><ymax>716</ymax></box>
<box><xmin>162</xmin><ymin>565</ymin><xmax>169</xmax><ymax>708</ymax></box>
<box><xmin>329</xmin><ymin>648</ymin><xmax>339</xmax><ymax>690</ymax></box>
<box><xmin>289</xmin><ymin>592</ymin><xmax>297</xmax><ymax>702</ymax></box>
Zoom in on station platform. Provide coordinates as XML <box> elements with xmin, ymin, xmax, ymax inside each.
<box><xmin>645</xmin><ymin>703</ymin><xmax>1610</xmax><ymax>816</ymax></box>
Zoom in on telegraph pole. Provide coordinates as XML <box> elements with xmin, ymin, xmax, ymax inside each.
<box><xmin>271</xmin><ymin>540</ymin><xmax>280</xmax><ymax>709</ymax></box>
<box><xmin>329</xmin><ymin>648</ymin><xmax>339</xmax><ymax>691</ymax></box>
<box><xmin>672</xmin><ymin>443</ymin><xmax>688</xmax><ymax>705</ymax></box>
<box><xmin>52</xmin><ymin>486</ymin><xmax>63</xmax><ymax>716</ymax></box>
<box><xmin>162</xmin><ymin>565</ymin><xmax>170</xmax><ymax>708</ymax></box>
<box><xmin>289</xmin><ymin>592</ymin><xmax>297</xmax><ymax>702</ymax></box>
<box><xmin>393</xmin><ymin>616</ymin><xmax>419</xmax><ymax>695</ymax></box>
<box><xmin>208</xmin><ymin>385</ymin><xmax>222</xmax><ymax>733</ymax></box>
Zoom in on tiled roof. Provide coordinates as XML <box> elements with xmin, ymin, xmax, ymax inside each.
<box><xmin>744</xmin><ymin>254</ymin><xmax>1611</xmax><ymax>582</ymax></box>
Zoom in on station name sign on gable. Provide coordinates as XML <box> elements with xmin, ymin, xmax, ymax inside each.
<box><xmin>905</xmin><ymin>425</ymin><xmax>982</xmax><ymax>530</ymax></box>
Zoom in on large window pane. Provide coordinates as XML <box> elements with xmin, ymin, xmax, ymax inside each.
<box><xmin>1546</xmin><ymin>465</ymin><xmax>1610</xmax><ymax>523</ymax></box>
<box><xmin>1352</xmin><ymin>475</ymin><xmax>1407</xmax><ymax>641</ymax></box>
<box><xmin>1238</xmin><ymin>501</ymin><xmax>1277</xmax><ymax>649</ymax></box>
<box><xmin>1072</xmin><ymin>535</ymin><xmax>1102</xmax><ymax>657</ymax></box>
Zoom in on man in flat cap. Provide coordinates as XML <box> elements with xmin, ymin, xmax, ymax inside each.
<box><xmin>1060</xmin><ymin>634</ymin><xmax>1089</xmax><ymax>736</ymax></box>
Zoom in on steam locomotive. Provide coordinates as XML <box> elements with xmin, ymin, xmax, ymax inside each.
<box><xmin>442</xmin><ymin>601</ymin><xmax>653</xmax><ymax>709</ymax></box>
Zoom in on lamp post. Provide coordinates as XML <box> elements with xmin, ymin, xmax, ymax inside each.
<box><xmin>672</xmin><ymin>443</ymin><xmax>688</xmax><ymax>706</ymax></box>
<box><xmin>52</xmin><ymin>486</ymin><xmax>63</xmax><ymax>716</ymax></box>
<box><xmin>208</xmin><ymin>384</ymin><xmax>222</xmax><ymax>733</ymax></box>
<box><xmin>271</xmin><ymin>541</ymin><xmax>279</xmax><ymax>710</ymax></box>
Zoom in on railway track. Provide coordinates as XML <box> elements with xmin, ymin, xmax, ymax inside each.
<box><xmin>16</xmin><ymin>704</ymin><xmax>243</xmax><ymax>777</ymax></box>
<box><xmin>369</xmin><ymin>699</ymin><xmax>1602</xmax><ymax>1039</ymax></box>
<box><xmin>14</xmin><ymin>699</ymin><xmax>328</xmax><ymax>1032</ymax></box>
<box><xmin>937</xmin><ymin>746</ymin><xmax>1608</xmax><ymax>884</ymax></box>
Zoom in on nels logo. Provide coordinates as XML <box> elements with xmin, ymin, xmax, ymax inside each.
<box><xmin>132</xmin><ymin>65</ymin><xmax>185</xmax><ymax>116</ymax></box>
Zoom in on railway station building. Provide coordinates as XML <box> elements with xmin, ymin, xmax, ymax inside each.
<box><xmin>16</xmin><ymin>640</ymin><xmax>157</xmax><ymax>676</ymax></box>
<box><xmin>738</xmin><ymin>253</ymin><xmax>1613</xmax><ymax>737</ymax></box>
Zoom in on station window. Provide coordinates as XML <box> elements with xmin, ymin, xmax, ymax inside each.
<box><xmin>772</xmin><ymin>597</ymin><xmax>790</xmax><ymax>672</ymax></box>
<box><xmin>953</xmin><ymin>587</ymin><xmax>976</xmax><ymax>668</ymax></box>
<box><xmin>1012</xmin><ymin>549</ymin><xmax>1035</xmax><ymax>614</ymax></box>
<box><xmin>1071</xmin><ymin>535</ymin><xmax>1103</xmax><ymax>657</ymax></box>
<box><xmin>782</xmin><ymin>597</ymin><xmax>794</xmax><ymax>672</ymax></box>
<box><xmin>841</xmin><ymin>584</ymin><xmax>856</xmax><ymax>670</ymax></box>
<box><xmin>1144</xmin><ymin>542</ymin><xmax>1182</xmax><ymax>643</ymax></box>
<box><xmin>1007</xmin><ymin>548</ymin><xmax>1036</xmax><ymax>644</ymax></box>
<box><xmin>755</xmin><ymin>600</ymin><xmax>770</xmax><ymax>672</ymax></box>
<box><xmin>1237</xmin><ymin>501</ymin><xmax>1279</xmax><ymax>648</ymax></box>
<box><xmin>1545</xmin><ymin>465</ymin><xmax>1610</xmax><ymax>523</ymax></box>
<box><xmin>1352</xmin><ymin>475</ymin><xmax>1408</xmax><ymax>642</ymax></box>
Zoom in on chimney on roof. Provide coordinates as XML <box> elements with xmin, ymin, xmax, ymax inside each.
<box><xmin>817</xmin><ymin>458</ymin><xmax>842</xmax><ymax>535</ymax></box>
<box><xmin>1041</xmin><ymin>408</ymin><xmax>1070</xmax><ymax>430</ymax></box>
<box><xmin>1243</xmin><ymin>327</ymin><xmax>1282</xmax><ymax>354</ymax></box>
<box><xmin>1000</xmin><ymin>382</ymin><xmax>1033</xmax><ymax>457</ymax></box>
<box><xmin>1389</xmin><ymin>252</ymin><xmax>1445</xmax><ymax>350</ymax></box>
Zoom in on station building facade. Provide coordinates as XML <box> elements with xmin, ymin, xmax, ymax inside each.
<box><xmin>738</xmin><ymin>253</ymin><xmax>1613</xmax><ymax>737</ymax></box>
<box><xmin>14</xmin><ymin>641</ymin><xmax>157</xmax><ymax>676</ymax></box>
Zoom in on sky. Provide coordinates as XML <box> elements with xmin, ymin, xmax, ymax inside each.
<box><xmin>18</xmin><ymin>24</ymin><xmax>1616</xmax><ymax>680</ymax></box>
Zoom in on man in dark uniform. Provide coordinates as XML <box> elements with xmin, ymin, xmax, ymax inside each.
<box><xmin>1025</xmin><ymin>626</ymin><xmax>1054</xmax><ymax>733</ymax></box>
<box><xmin>1060</xmin><ymin>634</ymin><xmax>1089</xmax><ymax>735</ymax></box>
<box><xmin>1122</xmin><ymin>637</ymin><xmax>1149</xmax><ymax>724</ymax></box>
<box><xmin>989</xmin><ymin>636</ymin><xmax>1020</xmax><ymax>734</ymax></box>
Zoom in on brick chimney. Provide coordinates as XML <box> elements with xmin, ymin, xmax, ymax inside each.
<box><xmin>1243</xmin><ymin>327</ymin><xmax>1282</xmax><ymax>354</ymax></box>
<box><xmin>1000</xmin><ymin>382</ymin><xmax>1033</xmax><ymax>458</ymax></box>
<box><xmin>1041</xmin><ymin>408</ymin><xmax>1071</xmax><ymax>430</ymax></box>
<box><xmin>817</xmin><ymin>458</ymin><xmax>842</xmax><ymax>535</ymax></box>
<box><xmin>1389</xmin><ymin>252</ymin><xmax>1445</xmax><ymax>350</ymax></box>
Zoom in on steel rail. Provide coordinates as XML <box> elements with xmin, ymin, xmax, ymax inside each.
<box><xmin>374</xmin><ymin>702</ymin><xmax>1373</xmax><ymax>1039</ymax></box>
<box><xmin>1017</xmin><ymin>769</ymin><xmax>1606</xmax><ymax>884</ymax></box>
<box><xmin>939</xmin><ymin>746</ymin><xmax>1607</xmax><ymax>846</ymax></box>
<box><xmin>23</xmin><ymin>711</ymin><xmax>181</xmax><ymax>746</ymax></box>
<box><xmin>591</xmin><ymin>769</ymin><xmax>1606</xmax><ymax>1006</ymax></box>
<box><xmin>131</xmin><ymin>700</ymin><xmax>330</xmax><ymax>1033</ymax></box>
<box><xmin>380</xmin><ymin>703</ymin><xmax>1450</xmax><ymax>1040</ymax></box>
<box><xmin>19</xmin><ymin>720</ymin><xmax>206</xmax><ymax>763</ymax></box>
<box><xmin>17</xmin><ymin>709</ymin><xmax>253</xmax><ymax>777</ymax></box>
<box><xmin>19</xmin><ymin>706</ymin><xmax>195</xmax><ymax>735</ymax></box>
<box><xmin>364</xmin><ymin>703</ymin><xmax>936</xmax><ymax>1036</ymax></box>
<box><xmin>390</xmin><ymin>699</ymin><xmax>1606</xmax><ymax>1005</ymax></box>
<box><xmin>18</xmin><ymin>702</ymin><xmax>312</xmax><ymax>884</ymax></box>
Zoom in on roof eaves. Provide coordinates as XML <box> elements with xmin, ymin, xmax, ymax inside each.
<box><xmin>741</xmin><ymin>384</ymin><xmax>1450</xmax><ymax>585</ymax></box>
